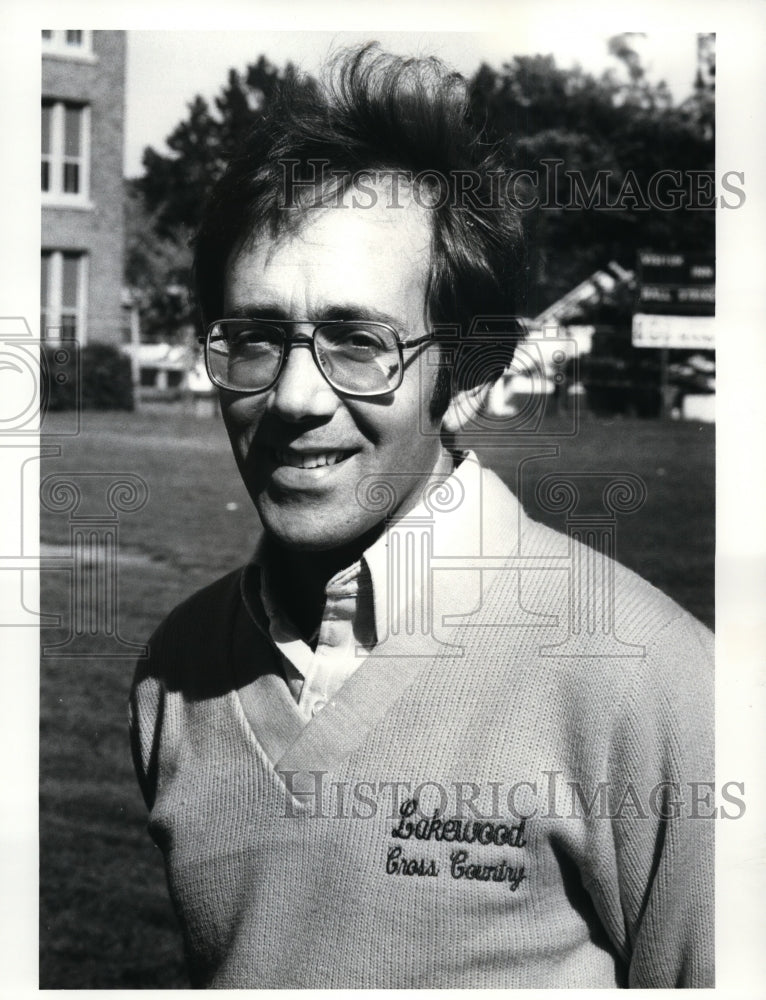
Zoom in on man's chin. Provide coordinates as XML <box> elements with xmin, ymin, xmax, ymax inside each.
<box><xmin>256</xmin><ymin>510</ymin><xmax>385</xmax><ymax>556</ymax></box>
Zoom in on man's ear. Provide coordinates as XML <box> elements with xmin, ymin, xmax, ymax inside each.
<box><xmin>440</xmin><ymin>380</ymin><xmax>494</xmax><ymax>435</ymax></box>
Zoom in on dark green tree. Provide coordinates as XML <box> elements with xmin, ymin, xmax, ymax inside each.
<box><xmin>468</xmin><ymin>38</ymin><xmax>715</xmax><ymax>314</ymax></box>
<box><xmin>127</xmin><ymin>56</ymin><xmax>315</xmax><ymax>339</ymax></box>
<box><xmin>124</xmin><ymin>179</ymin><xmax>194</xmax><ymax>342</ymax></box>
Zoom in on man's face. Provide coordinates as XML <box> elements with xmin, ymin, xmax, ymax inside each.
<box><xmin>219</xmin><ymin>186</ymin><xmax>450</xmax><ymax>552</ymax></box>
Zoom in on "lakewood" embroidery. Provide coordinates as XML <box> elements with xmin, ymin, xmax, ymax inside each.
<box><xmin>391</xmin><ymin>797</ymin><xmax>528</xmax><ymax>847</ymax></box>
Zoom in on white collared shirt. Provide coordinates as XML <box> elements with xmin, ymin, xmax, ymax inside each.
<box><xmin>260</xmin><ymin>557</ymin><xmax>375</xmax><ymax>718</ymax></box>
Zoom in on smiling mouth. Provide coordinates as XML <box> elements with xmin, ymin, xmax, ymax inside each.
<box><xmin>273</xmin><ymin>449</ymin><xmax>355</xmax><ymax>469</ymax></box>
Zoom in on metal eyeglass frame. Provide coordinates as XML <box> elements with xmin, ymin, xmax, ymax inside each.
<box><xmin>201</xmin><ymin>318</ymin><xmax>434</xmax><ymax>397</ymax></box>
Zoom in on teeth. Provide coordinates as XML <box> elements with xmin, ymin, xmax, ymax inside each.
<box><xmin>275</xmin><ymin>450</ymin><xmax>347</xmax><ymax>469</ymax></box>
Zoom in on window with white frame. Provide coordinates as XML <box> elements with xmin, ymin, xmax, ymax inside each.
<box><xmin>41</xmin><ymin>100</ymin><xmax>90</xmax><ymax>201</ymax></box>
<box><xmin>41</xmin><ymin>30</ymin><xmax>93</xmax><ymax>56</ymax></box>
<box><xmin>41</xmin><ymin>250</ymin><xmax>88</xmax><ymax>342</ymax></box>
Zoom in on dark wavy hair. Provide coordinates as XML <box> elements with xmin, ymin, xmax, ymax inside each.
<box><xmin>193</xmin><ymin>44</ymin><xmax>526</xmax><ymax>414</ymax></box>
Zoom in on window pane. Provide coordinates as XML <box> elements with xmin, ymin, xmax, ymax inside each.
<box><xmin>64</xmin><ymin>106</ymin><xmax>81</xmax><ymax>156</ymax></box>
<box><xmin>62</xmin><ymin>254</ymin><xmax>79</xmax><ymax>308</ymax></box>
<box><xmin>41</xmin><ymin>253</ymin><xmax>50</xmax><ymax>306</ymax></box>
<box><xmin>66</xmin><ymin>31</ymin><xmax>83</xmax><ymax>45</ymax></box>
<box><xmin>42</xmin><ymin>30</ymin><xmax>53</xmax><ymax>39</ymax></box>
<box><xmin>41</xmin><ymin>103</ymin><xmax>51</xmax><ymax>154</ymax></box>
<box><xmin>61</xmin><ymin>314</ymin><xmax>78</xmax><ymax>339</ymax></box>
<box><xmin>63</xmin><ymin>162</ymin><xmax>80</xmax><ymax>194</ymax></box>
<box><xmin>41</xmin><ymin>160</ymin><xmax>50</xmax><ymax>192</ymax></box>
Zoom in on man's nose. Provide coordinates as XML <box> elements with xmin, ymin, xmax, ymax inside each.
<box><xmin>267</xmin><ymin>341</ymin><xmax>339</xmax><ymax>422</ymax></box>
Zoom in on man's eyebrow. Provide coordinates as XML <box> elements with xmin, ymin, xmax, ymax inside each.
<box><xmin>226</xmin><ymin>303</ymin><xmax>407</xmax><ymax>329</ymax></box>
<box><xmin>314</xmin><ymin>304</ymin><xmax>405</xmax><ymax>328</ymax></box>
<box><xmin>226</xmin><ymin>303</ymin><xmax>289</xmax><ymax>320</ymax></box>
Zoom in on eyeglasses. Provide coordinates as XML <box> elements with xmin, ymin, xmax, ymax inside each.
<box><xmin>202</xmin><ymin>319</ymin><xmax>433</xmax><ymax>397</ymax></box>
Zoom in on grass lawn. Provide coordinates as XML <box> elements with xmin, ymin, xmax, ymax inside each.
<box><xmin>39</xmin><ymin>404</ymin><xmax>714</xmax><ymax>988</ymax></box>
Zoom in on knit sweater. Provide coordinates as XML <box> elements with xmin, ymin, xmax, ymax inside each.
<box><xmin>130</xmin><ymin>465</ymin><xmax>714</xmax><ymax>989</ymax></box>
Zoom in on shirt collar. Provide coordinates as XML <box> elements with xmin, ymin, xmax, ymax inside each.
<box><xmin>363</xmin><ymin>449</ymin><xmax>484</xmax><ymax>642</ymax></box>
<box><xmin>242</xmin><ymin>448</ymin><xmax>489</xmax><ymax>650</ymax></box>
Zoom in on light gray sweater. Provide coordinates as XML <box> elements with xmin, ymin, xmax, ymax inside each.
<box><xmin>130</xmin><ymin>468</ymin><xmax>714</xmax><ymax>988</ymax></box>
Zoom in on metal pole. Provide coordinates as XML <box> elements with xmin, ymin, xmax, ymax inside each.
<box><xmin>130</xmin><ymin>297</ymin><xmax>141</xmax><ymax>411</ymax></box>
<box><xmin>660</xmin><ymin>347</ymin><xmax>669</xmax><ymax>418</ymax></box>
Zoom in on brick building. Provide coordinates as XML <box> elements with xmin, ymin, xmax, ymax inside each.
<box><xmin>41</xmin><ymin>30</ymin><xmax>126</xmax><ymax>345</ymax></box>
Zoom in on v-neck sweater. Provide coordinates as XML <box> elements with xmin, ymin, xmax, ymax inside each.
<box><xmin>130</xmin><ymin>465</ymin><xmax>714</xmax><ymax>989</ymax></box>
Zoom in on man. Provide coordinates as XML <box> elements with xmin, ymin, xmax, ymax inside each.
<box><xmin>130</xmin><ymin>46</ymin><xmax>713</xmax><ymax>988</ymax></box>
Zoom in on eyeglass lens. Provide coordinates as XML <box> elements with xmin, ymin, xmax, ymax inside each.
<box><xmin>208</xmin><ymin>321</ymin><xmax>402</xmax><ymax>395</ymax></box>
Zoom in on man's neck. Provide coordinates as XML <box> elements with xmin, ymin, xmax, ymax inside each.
<box><xmin>264</xmin><ymin>524</ymin><xmax>382</xmax><ymax>643</ymax></box>
<box><xmin>264</xmin><ymin>446</ymin><xmax>455</xmax><ymax>642</ymax></box>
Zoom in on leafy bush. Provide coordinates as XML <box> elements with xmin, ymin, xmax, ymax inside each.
<box><xmin>81</xmin><ymin>343</ymin><xmax>134</xmax><ymax>410</ymax></box>
<box><xmin>41</xmin><ymin>342</ymin><xmax>134</xmax><ymax>412</ymax></box>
